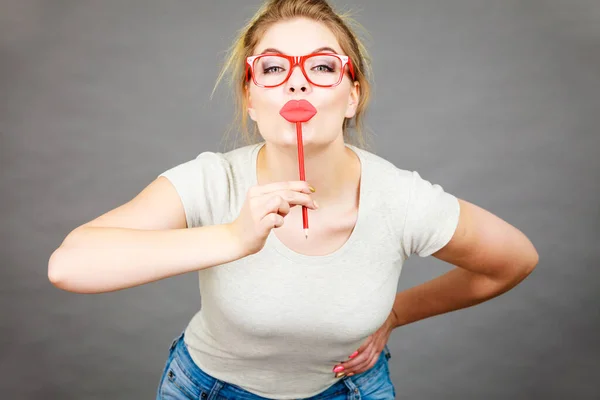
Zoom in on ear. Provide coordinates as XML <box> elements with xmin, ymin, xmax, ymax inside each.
<box><xmin>344</xmin><ymin>81</ymin><xmax>360</xmax><ymax>119</ymax></box>
<box><xmin>246</xmin><ymin>85</ymin><xmax>257</xmax><ymax>122</ymax></box>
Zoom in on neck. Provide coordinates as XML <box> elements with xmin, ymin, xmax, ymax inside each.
<box><xmin>256</xmin><ymin>135</ymin><xmax>359</xmax><ymax>206</ymax></box>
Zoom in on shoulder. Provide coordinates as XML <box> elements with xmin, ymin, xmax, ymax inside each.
<box><xmin>159</xmin><ymin>149</ymin><xmax>226</xmax><ymax>177</ymax></box>
<box><xmin>156</xmin><ymin>143</ymin><xmax>258</xmax><ymax>227</ymax></box>
<box><xmin>350</xmin><ymin>145</ymin><xmax>420</xmax><ymax>194</ymax></box>
<box><xmin>350</xmin><ymin>145</ymin><xmax>411</xmax><ymax>180</ymax></box>
<box><xmin>159</xmin><ymin>143</ymin><xmax>258</xmax><ymax>183</ymax></box>
<box><xmin>353</xmin><ymin>146</ymin><xmax>459</xmax><ymax>258</ymax></box>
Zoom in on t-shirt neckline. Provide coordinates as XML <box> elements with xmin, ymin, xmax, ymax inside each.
<box><xmin>250</xmin><ymin>141</ymin><xmax>367</xmax><ymax>264</ymax></box>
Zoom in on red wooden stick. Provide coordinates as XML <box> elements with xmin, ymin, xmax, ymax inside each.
<box><xmin>296</xmin><ymin>122</ymin><xmax>309</xmax><ymax>237</ymax></box>
<box><xmin>279</xmin><ymin>99</ymin><xmax>317</xmax><ymax>239</ymax></box>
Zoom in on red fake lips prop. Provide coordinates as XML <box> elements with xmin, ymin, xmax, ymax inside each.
<box><xmin>279</xmin><ymin>99</ymin><xmax>317</xmax><ymax>123</ymax></box>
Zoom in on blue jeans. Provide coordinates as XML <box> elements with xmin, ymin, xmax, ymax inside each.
<box><xmin>156</xmin><ymin>331</ymin><xmax>396</xmax><ymax>399</ymax></box>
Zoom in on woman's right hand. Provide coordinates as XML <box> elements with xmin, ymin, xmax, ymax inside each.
<box><xmin>229</xmin><ymin>181</ymin><xmax>318</xmax><ymax>256</ymax></box>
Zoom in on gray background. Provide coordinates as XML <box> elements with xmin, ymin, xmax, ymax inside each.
<box><xmin>1</xmin><ymin>0</ymin><xmax>599</xmax><ymax>399</ymax></box>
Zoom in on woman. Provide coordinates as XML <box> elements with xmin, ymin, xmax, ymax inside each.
<box><xmin>47</xmin><ymin>0</ymin><xmax>539</xmax><ymax>399</ymax></box>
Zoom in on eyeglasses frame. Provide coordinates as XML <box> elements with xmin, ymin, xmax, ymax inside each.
<box><xmin>245</xmin><ymin>52</ymin><xmax>356</xmax><ymax>88</ymax></box>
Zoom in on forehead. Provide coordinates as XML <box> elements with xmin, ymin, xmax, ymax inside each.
<box><xmin>254</xmin><ymin>17</ymin><xmax>343</xmax><ymax>55</ymax></box>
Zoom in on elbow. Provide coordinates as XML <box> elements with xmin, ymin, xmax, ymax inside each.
<box><xmin>528</xmin><ymin>249</ymin><xmax>539</xmax><ymax>270</ymax></box>
<box><xmin>512</xmin><ymin>237</ymin><xmax>540</xmax><ymax>281</ymax></box>
<box><xmin>48</xmin><ymin>230</ymin><xmax>76</xmax><ymax>289</ymax></box>
<box><xmin>48</xmin><ymin>248</ymin><xmax>72</xmax><ymax>291</ymax></box>
<box><xmin>522</xmin><ymin>250</ymin><xmax>539</xmax><ymax>277</ymax></box>
<box><xmin>490</xmin><ymin>250</ymin><xmax>539</xmax><ymax>292</ymax></box>
<box><xmin>47</xmin><ymin>248</ymin><xmax>92</xmax><ymax>294</ymax></box>
<box><xmin>521</xmin><ymin>241</ymin><xmax>540</xmax><ymax>274</ymax></box>
<box><xmin>509</xmin><ymin>249</ymin><xmax>539</xmax><ymax>286</ymax></box>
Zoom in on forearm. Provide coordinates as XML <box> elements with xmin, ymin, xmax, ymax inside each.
<box><xmin>390</xmin><ymin>266</ymin><xmax>530</xmax><ymax>328</ymax></box>
<box><xmin>48</xmin><ymin>224</ymin><xmax>245</xmax><ymax>294</ymax></box>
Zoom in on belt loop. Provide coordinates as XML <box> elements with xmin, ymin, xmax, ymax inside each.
<box><xmin>169</xmin><ymin>331</ymin><xmax>185</xmax><ymax>352</ymax></box>
<box><xmin>342</xmin><ymin>378</ymin><xmax>362</xmax><ymax>400</ymax></box>
<box><xmin>383</xmin><ymin>344</ymin><xmax>391</xmax><ymax>360</ymax></box>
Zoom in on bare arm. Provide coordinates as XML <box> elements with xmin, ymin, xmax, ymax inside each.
<box><xmin>48</xmin><ymin>224</ymin><xmax>244</xmax><ymax>294</ymax></box>
<box><xmin>390</xmin><ymin>198</ymin><xmax>539</xmax><ymax>328</ymax></box>
<box><xmin>48</xmin><ymin>177</ymin><xmax>246</xmax><ymax>294</ymax></box>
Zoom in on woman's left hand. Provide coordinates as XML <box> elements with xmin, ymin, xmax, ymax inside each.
<box><xmin>332</xmin><ymin>313</ymin><xmax>397</xmax><ymax>378</ymax></box>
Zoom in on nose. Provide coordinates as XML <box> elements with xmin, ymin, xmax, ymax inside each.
<box><xmin>286</xmin><ymin>64</ymin><xmax>309</xmax><ymax>93</ymax></box>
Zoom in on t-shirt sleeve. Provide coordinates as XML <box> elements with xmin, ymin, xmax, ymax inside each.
<box><xmin>157</xmin><ymin>151</ymin><xmax>230</xmax><ymax>228</ymax></box>
<box><xmin>401</xmin><ymin>170</ymin><xmax>461</xmax><ymax>258</ymax></box>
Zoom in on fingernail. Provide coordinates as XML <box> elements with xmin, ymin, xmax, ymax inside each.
<box><xmin>349</xmin><ymin>351</ymin><xmax>358</xmax><ymax>359</ymax></box>
<box><xmin>309</xmin><ymin>186</ymin><xmax>316</xmax><ymax>193</ymax></box>
<box><xmin>347</xmin><ymin>372</ymin><xmax>355</xmax><ymax>377</ymax></box>
<box><xmin>313</xmin><ymin>200</ymin><xmax>319</xmax><ymax>209</ymax></box>
<box><xmin>333</xmin><ymin>365</ymin><xmax>344</xmax><ymax>373</ymax></box>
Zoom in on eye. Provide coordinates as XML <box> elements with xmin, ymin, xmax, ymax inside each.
<box><xmin>264</xmin><ymin>66</ymin><xmax>284</xmax><ymax>74</ymax></box>
<box><xmin>313</xmin><ymin>64</ymin><xmax>335</xmax><ymax>73</ymax></box>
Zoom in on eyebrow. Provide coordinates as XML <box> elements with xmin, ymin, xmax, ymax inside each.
<box><xmin>258</xmin><ymin>46</ymin><xmax>339</xmax><ymax>55</ymax></box>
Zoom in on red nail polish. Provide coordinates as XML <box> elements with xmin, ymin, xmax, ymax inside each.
<box><xmin>349</xmin><ymin>351</ymin><xmax>358</xmax><ymax>358</ymax></box>
<box><xmin>333</xmin><ymin>365</ymin><xmax>344</xmax><ymax>373</ymax></box>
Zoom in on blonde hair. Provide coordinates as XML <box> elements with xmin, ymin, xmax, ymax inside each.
<box><xmin>212</xmin><ymin>0</ymin><xmax>374</xmax><ymax>151</ymax></box>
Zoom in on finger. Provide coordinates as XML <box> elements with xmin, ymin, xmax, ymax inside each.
<box><xmin>258</xmin><ymin>196</ymin><xmax>288</xmax><ymax>231</ymax></box>
<box><xmin>263</xmin><ymin>213</ymin><xmax>284</xmax><ymax>229</ymax></box>
<box><xmin>353</xmin><ymin>356</ymin><xmax>379</xmax><ymax>375</ymax></box>
<box><xmin>255</xmin><ymin>191</ymin><xmax>315</xmax><ymax>217</ymax></box>
<box><xmin>346</xmin><ymin>349</ymin><xmax>377</xmax><ymax>372</ymax></box>
<box><xmin>355</xmin><ymin>336</ymin><xmax>373</xmax><ymax>353</ymax></box>
<box><xmin>340</xmin><ymin>337</ymin><xmax>373</xmax><ymax>368</ymax></box>
<box><xmin>273</xmin><ymin>190</ymin><xmax>317</xmax><ymax>209</ymax></box>
<box><xmin>347</xmin><ymin>354</ymin><xmax>377</xmax><ymax>376</ymax></box>
<box><xmin>339</xmin><ymin>348</ymin><xmax>370</xmax><ymax>370</ymax></box>
<box><xmin>252</xmin><ymin>181</ymin><xmax>313</xmax><ymax>196</ymax></box>
<box><xmin>260</xmin><ymin>195</ymin><xmax>290</xmax><ymax>217</ymax></box>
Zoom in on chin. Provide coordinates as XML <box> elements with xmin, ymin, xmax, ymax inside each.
<box><xmin>263</xmin><ymin>123</ymin><xmax>310</xmax><ymax>147</ymax></box>
<box><xmin>261</xmin><ymin>121</ymin><xmax>337</xmax><ymax>149</ymax></box>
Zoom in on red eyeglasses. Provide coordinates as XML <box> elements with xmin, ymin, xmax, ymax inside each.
<box><xmin>245</xmin><ymin>52</ymin><xmax>356</xmax><ymax>88</ymax></box>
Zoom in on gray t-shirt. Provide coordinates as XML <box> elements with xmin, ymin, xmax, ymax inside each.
<box><xmin>158</xmin><ymin>141</ymin><xmax>460</xmax><ymax>399</ymax></box>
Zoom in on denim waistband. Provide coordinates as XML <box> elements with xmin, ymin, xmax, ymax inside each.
<box><xmin>168</xmin><ymin>331</ymin><xmax>392</xmax><ymax>399</ymax></box>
